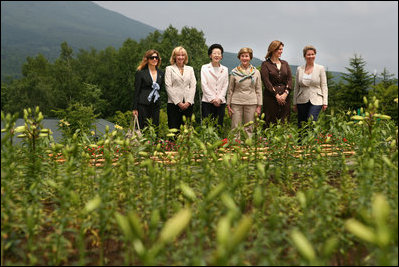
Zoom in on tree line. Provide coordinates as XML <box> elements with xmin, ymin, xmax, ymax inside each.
<box><xmin>1</xmin><ymin>25</ymin><xmax>398</xmax><ymax>130</ymax></box>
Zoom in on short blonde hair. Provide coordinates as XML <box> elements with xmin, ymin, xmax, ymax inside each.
<box><xmin>303</xmin><ymin>45</ymin><xmax>317</xmax><ymax>57</ymax></box>
<box><xmin>265</xmin><ymin>40</ymin><xmax>284</xmax><ymax>59</ymax></box>
<box><xmin>237</xmin><ymin>47</ymin><xmax>253</xmax><ymax>59</ymax></box>
<box><xmin>169</xmin><ymin>46</ymin><xmax>188</xmax><ymax>65</ymax></box>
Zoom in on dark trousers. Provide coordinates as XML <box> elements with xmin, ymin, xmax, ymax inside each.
<box><xmin>137</xmin><ymin>103</ymin><xmax>160</xmax><ymax>129</ymax></box>
<box><xmin>167</xmin><ymin>103</ymin><xmax>193</xmax><ymax>130</ymax></box>
<box><xmin>201</xmin><ymin>102</ymin><xmax>226</xmax><ymax>127</ymax></box>
<box><xmin>297</xmin><ymin>101</ymin><xmax>322</xmax><ymax>128</ymax></box>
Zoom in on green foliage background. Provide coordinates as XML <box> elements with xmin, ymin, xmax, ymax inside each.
<box><xmin>1</xmin><ymin>24</ymin><xmax>397</xmax><ymax>138</ymax></box>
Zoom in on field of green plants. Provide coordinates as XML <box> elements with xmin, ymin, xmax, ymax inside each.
<box><xmin>1</xmin><ymin>97</ymin><xmax>398</xmax><ymax>266</ymax></box>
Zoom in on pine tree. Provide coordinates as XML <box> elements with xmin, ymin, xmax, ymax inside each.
<box><xmin>340</xmin><ymin>54</ymin><xmax>373</xmax><ymax>111</ymax></box>
<box><xmin>368</xmin><ymin>68</ymin><xmax>398</xmax><ymax>122</ymax></box>
<box><xmin>379</xmin><ymin>67</ymin><xmax>398</xmax><ymax>88</ymax></box>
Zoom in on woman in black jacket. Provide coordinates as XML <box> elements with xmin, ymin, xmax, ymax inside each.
<box><xmin>133</xmin><ymin>49</ymin><xmax>165</xmax><ymax>129</ymax></box>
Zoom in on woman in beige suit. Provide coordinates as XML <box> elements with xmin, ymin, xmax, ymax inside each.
<box><xmin>165</xmin><ymin>46</ymin><xmax>197</xmax><ymax>130</ymax></box>
<box><xmin>293</xmin><ymin>45</ymin><xmax>328</xmax><ymax>129</ymax></box>
<box><xmin>227</xmin><ymin>47</ymin><xmax>262</xmax><ymax>138</ymax></box>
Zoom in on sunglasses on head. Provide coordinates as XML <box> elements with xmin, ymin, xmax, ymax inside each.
<box><xmin>148</xmin><ymin>56</ymin><xmax>159</xmax><ymax>60</ymax></box>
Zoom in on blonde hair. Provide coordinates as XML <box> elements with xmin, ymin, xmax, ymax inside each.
<box><xmin>137</xmin><ymin>50</ymin><xmax>162</xmax><ymax>70</ymax></box>
<box><xmin>303</xmin><ymin>45</ymin><xmax>317</xmax><ymax>57</ymax></box>
<box><xmin>265</xmin><ymin>40</ymin><xmax>284</xmax><ymax>59</ymax></box>
<box><xmin>237</xmin><ymin>47</ymin><xmax>253</xmax><ymax>59</ymax></box>
<box><xmin>169</xmin><ymin>46</ymin><xmax>188</xmax><ymax>65</ymax></box>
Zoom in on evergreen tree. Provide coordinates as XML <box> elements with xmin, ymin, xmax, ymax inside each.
<box><xmin>368</xmin><ymin>68</ymin><xmax>398</xmax><ymax>123</ymax></box>
<box><xmin>2</xmin><ymin>54</ymin><xmax>56</xmax><ymax>116</ymax></box>
<box><xmin>379</xmin><ymin>67</ymin><xmax>398</xmax><ymax>88</ymax></box>
<box><xmin>340</xmin><ymin>54</ymin><xmax>373</xmax><ymax>111</ymax></box>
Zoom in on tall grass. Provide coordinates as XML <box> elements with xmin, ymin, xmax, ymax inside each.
<box><xmin>1</xmin><ymin>97</ymin><xmax>398</xmax><ymax>265</ymax></box>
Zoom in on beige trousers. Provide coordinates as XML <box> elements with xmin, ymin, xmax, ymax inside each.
<box><xmin>231</xmin><ymin>104</ymin><xmax>257</xmax><ymax>137</ymax></box>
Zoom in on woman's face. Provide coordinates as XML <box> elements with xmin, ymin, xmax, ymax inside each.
<box><xmin>175</xmin><ymin>51</ymin><xmax>186</xmax><ymax>66</ymax></box>
<box><xmin>305</xmin><ymin>49</ymin><xmax>316</xmax><ymax>65</ymax></box>
<box><xmin>240</xmin><ymin>52</ymin><xmax>251</xmax><ymax>66</ymax></box>
<box><xmin>273</xmin><ymin>45</ymin><xmax>284</xmax><ymax>58</ymax></box>
<box><xmin>148</xmin><ymin>53</ymin><xmax>159</xmax><ymax>67</ymax></box>
<box><xmin>210</xmin><ymin>48</ymin><xmax>222</xmax><ymax>64</ymax></box>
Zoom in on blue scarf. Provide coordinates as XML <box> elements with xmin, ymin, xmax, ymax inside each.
<box><xmin>148</xmin><ymin>82</ymin><xmax>160</xmax><ymax>103</ymax></box>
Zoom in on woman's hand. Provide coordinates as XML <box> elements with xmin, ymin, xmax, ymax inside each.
<box><xmin>212</xmin><ymin>99</ymin><xmax>221</xmax><ymax>107</ymax></box>
<box><xmin>292</xmin><ymin>105</ymin><xmax>298</xmax><ymax>113</ymax></box>
<box><xmin>227</xmin><ymin>105</ymin><xmax>234</xmax><ymax>117</ymax></box>
<box><xmin>178</xmin><ymin>102</ymin><xmax>189</xmax><ymax>110</ymax></box>
<box><xmin>281</xmin><ymin>92</ymin><xmax>288</xmax><ymax>102</ymax></box>
<box><xmin>255</xmin><ymin>105</ymin><xmax>262</xmax><ymax>116</ymax></box>
<box><xmin>276</xmin><ymin>94</ymin><xmax>286</xmax><ymax>105</ymax></box>
<box><xmin>322</xmin><ymin>105</ymin><xmax>328</xmax><ymax>111</ymax></box>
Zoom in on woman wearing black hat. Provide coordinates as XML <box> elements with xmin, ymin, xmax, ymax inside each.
<box><xmin>200</xmin><ymin>44</ymin><xmax>229</xmax><ymax>128</ymax></box>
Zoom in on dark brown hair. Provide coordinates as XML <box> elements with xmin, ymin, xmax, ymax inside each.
<box><xmin>137</xmin><ymin>49</ymin><xmax>161</xmax><ymax>70</ymax></box>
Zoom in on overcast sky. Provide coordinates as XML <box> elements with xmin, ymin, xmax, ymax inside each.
<box><xmin>93</xmin><ymin>1</ymin><xmax>398</xmax><ymax>76</ymax></box>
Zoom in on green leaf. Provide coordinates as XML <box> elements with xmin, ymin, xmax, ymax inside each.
<box><xmin>290</xmin><ymin>229</ymin><xmax>316</xmax><ymax>262</ymax></box>
<box><xmin>84</xmin><ymin>195</ymin><xmax>101</xmax><ymax>213</ymax></box>
<box><xmin>345</xmin><ymin>219</ymin><xmax>375</xmax><ymax>243</ymax></box>
<box><xmin>159</xmin><ymin>208</ymin><xmax>191</xmax><ymax>244</ymax></box>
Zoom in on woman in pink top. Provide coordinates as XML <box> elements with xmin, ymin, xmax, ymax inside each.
<box><xmin>200</xmin><ymin>44</ymin><xmax>229</xmax><ymax>128</ymax></box>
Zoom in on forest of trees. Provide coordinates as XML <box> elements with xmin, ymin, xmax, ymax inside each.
<box><xmin>1</xmin><ymin>25</ymin><xmax>398</xmax><ymax>132</ymax></box>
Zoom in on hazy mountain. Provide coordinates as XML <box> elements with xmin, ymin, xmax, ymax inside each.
<box><xmin>1</xmin><ymin>1</ymin><xmax>343</xmax><ymax>82</ymax></box>
<box><xmin>221</xmin><ymin>53</ymin><xmax>343</xmax><ymax>82</ymax></box>
<box><xmin>1</xmin><ymin>1</ymin><xmax>159</xmax><ymax>80</ymax></box>
<box><xmin>221</xmin><ymin>51</ymin><xmax>263</xmax><ymax>70</ymax></box>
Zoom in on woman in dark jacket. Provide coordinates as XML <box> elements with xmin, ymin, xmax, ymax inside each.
<box><xmin>133</xmin><ymin>49</ymin><xmax>164</xmax><ymax>129</ymax></box>
<box><xmin>260</xmin><ymin>40</ymin><xmax>292</xmax><ymax>128</ymax></box>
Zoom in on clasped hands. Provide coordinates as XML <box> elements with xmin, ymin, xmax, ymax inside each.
<box><xmin>210</xmin><ymin>98</ymin><xmax>222</xmax><ymax>107</ymax></box>
<box><xmin>274</xmin><ymin>88</ymin><xmax>288</xmax><ymax>106</ymax></box>
<box><xmin>178</xmin><ymin>102</ymin><xmax>191</xmax><ymax>110</ymax></box>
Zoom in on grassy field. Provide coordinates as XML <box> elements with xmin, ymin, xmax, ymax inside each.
<box><xmin>1</xmin><ymin>99</ymin><xmax>398</xmax><ymax>266</ymax></box>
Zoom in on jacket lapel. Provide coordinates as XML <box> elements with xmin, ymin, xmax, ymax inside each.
<box><xmin>183</xmin><ymin>65</ymin><xmax>190</xmax><ymax>80</ymax></box>
<box><xmin>144</xmin><ymin>68</ymin><xmax>153</xmax><ymax>84</ymax></box>
<box><xmin>156</xmin><ymin>68</ymin><xmax>162</xmax><ymax>84</ymax></box>
<box><xmin>171</xmin><ymin>64</ymin><xmax>184</xmax><ymax>81</ymax></box>
<box><xmin>208</xmin><ymin>63</ymin><xmax>224</xmax><ymax>80</ymax></box>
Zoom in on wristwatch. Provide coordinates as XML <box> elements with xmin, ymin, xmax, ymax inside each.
<box><xmin>285</xmin><ymin>89</ymin><xmax>289</xmax><ymax>95</ymax></box>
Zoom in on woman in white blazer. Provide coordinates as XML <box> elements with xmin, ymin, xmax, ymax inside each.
<box><xmin>165</xmin><ymin>46</ymin><xmax>197</xmax><ymax>130</ymax></box>
<box><xmin>200</xmin><ymin>44</ymin><xmax>229</xmax><ymax>128</ymax></box>
<box><xmin>293</xmin><ymin>45</ymin><xmax>328</xmax><ymax>129</ymax></box>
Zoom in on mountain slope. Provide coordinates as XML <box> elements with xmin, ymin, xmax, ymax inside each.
<box><xmin>221</xmin><ymin>51</ymin><xmax>263</xmax><ymax>70</ymax></box>
<box><xmin>1</xmin><ymin>1</ymin><xmax>159</xmax><ymax>79</ymax></box>
<box><xmin>1</xmin><ymin>1</ymin><xmax>343</xmax><ymax>82</ymax></box>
